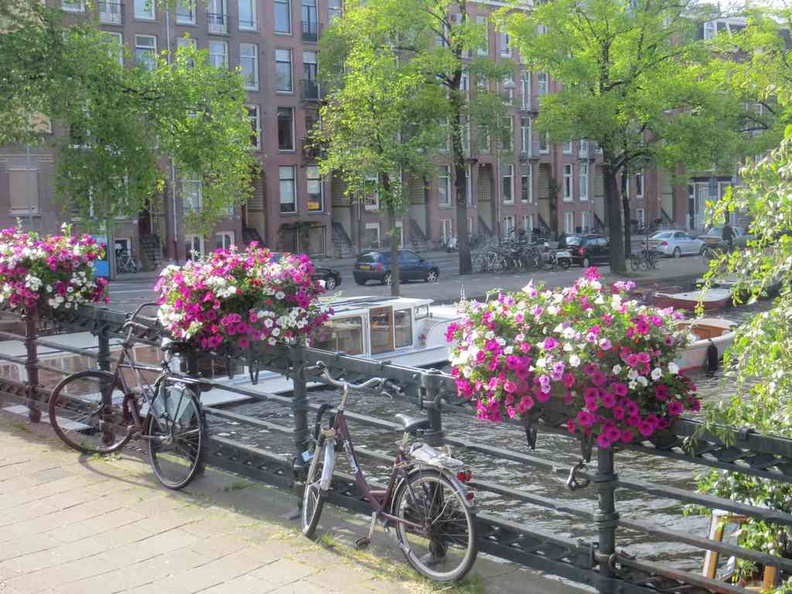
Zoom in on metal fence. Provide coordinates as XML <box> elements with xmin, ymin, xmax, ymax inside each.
<box><xmin>0</xmin><ymin>305</ymin><xmax>791</xmax><ymax>594</ymax></box>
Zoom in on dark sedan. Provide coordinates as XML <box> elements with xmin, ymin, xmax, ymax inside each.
<box><xmin>563</xmin><ymin>234</ymin><xmax>611</xmax><ymax>267</ymax></box>
<box><xmin>353</xmin><ymin>249</ymin><xmax>439</xmax><ymax>286</ymax></box>
<box><xmin>270</xmin><ymin>252</ymin><xmax>342</xmax><ymax>290</ymax></box>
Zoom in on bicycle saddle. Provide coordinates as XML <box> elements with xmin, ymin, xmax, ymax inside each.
<box><xmin>394</xmin><ymin>413</ymin><xmax>431</xmax><ymax>435</ymax></box>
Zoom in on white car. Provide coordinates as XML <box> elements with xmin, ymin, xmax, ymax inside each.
<box><xmin>647</xmin><ymin>231</ymin><xmax>705</xmax><ymax>258</ymax></box>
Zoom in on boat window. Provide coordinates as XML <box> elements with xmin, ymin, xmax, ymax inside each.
<box><xmin>394</xmin><ymin>309</ymin><xmax>412</xmax><ymax>348</ymax></box>
<box><xmin>313</xmin><ymin>316</ymin><xmax>364</xmax><ymax>355</ymax></box>
<box><xmin>370</xmin><ymin>307</ymin><xmax>394</xmax><ymax>354</ymax></box>
<box><xmin>414</xmin><ymin>304</ymin><xmax>429</xmax><ymax>320</ymax></box>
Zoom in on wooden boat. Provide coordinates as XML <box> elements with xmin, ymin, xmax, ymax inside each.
<box><xmin>654</xmin><ymin>289</ymin><xmax>732</xmax><ymax>312</ymax></box>
<box><xmin>675</xmin><ymin>318</ymin><xmax>735</xmax><ymax>373</ymax></box>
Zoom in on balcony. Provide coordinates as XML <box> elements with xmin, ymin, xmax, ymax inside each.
<box><xmin>301</xmin><ymin>20</ymin><xmax>322</xmax><ymax>42</ymax></box>
<box><xmin>98</xmin><ymin>0</ymin><xmax>123</xmax><ymax>24</ymax></box>
<box><xmin>300</xmin><ymin>79</ymin><xmax>324</xmax><ymax>102</ymax></box>
<box><xmin>207</xmin><ymin>12</ymin><xmax>228</xmax><ymax>35</ymax></box>
<box><xmin>520</xmin><ymin>94</ymin><xmax>540</xmax><ymax>113</ymax></box>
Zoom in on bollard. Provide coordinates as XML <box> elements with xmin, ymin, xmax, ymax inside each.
<box><xmin>421</xmin><ymin>369</ymin><xmax>444</xmax><ymax>447</ymax></box>
<box><xmin>290</xmin><ymin>345</ymin><xmax>310</xmax><ymax>478</ymax></box>
<box><xmin>594</xmin><ymin>446</ymin><xmax>619</xmax><ymax>593</ymax></box>
<box><xmin>24</xmin><ymin>312</ymin><xmax>40</xmax><ymax>423</ymax></box>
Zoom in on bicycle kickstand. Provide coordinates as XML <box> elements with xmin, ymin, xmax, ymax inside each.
<box><xmin>355</xmin><ymin>511</ymin><xmax>378</xmax><ymax>549</ymax></box>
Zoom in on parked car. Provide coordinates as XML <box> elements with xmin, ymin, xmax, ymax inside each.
<box><xmin>353</xmin><ymin>250</ymin><xmax>439</xmax><ymax>285</ymax></box>
<box><xmin>563</xmin><ymin>234</ymin><xmax>611</xmax><ymax>267</ymax></box>
<box><xmin>271</xmin><ymin>252</ymin><xmax>342</xmax><ymax>290</ymax></box>
<box><xmin>647</xmin><ymin>231</ymin><xmax>705</xmax><ymax>258</ymax></box>
<box><xmin>700</xmin><ymin>226</ymin><xmax>754</xmax><ymax>249</ymax></box>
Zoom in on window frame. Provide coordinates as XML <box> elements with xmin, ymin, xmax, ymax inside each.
<box><xmin>279</xmin><ymin>165</ymin><xmax>297</xmax><ymax>213</ymax></box>
<box><xmin>306</xmin><ymin>164</ymin><xmax>324</xmax><ymax>212</ymax></box>
<box><xmin>635</xmin><ymin>170</ymin><xmax>644</xmax><ymax>199</ymax></box>
<box><xmin>246</xmin><ymin>105</ymin><xmax>261</xmax><ymax>149</ymax></box>
<box><xmin>437</xmin><ymin>165</ymin><xmax>452</xmax><ymax>207</ymax></box>
<box><xmin>133</xmin><ymin>0</ymin><xmax>155</xmax><ymax>19</ymax></box>
<box><xmin>215</xmin><ymin>231</ymin><xmax>235</xmax><ymax>251</ymax></box>
<box><xmin>275</xmin><ymin>48</ymin><xmax>294</xmax><ymax>93</ymax></box>
<box><xmin>579</xmin><ymin>162</ymin><xmax>589</xmax><ymax>201</ymax></box>
<box><xmin>564</xmin><ymin>211</ymin><xmax>575</xmax><ymax>234</ymax></box>
<box><xmin>238</xmin><ymin>0</ymin><xmax>258</xmax><ymax>30</ymax></box>
<box><xmin>239</xmin><ymin>43</ymin><xmax>259</xmax><ymax>90</ymax></box>
<box><xmin>563</xmin><ymin>163</ymin><xmax>573</xmax><ymax>201</ymax></box>
<box><xmin>501</xmin><ymin>164</ymin><xmax>514</xmax><ymax>204</ymax></box>
<box><xmin>277</xmin><ymin>107</ymin><xmax>295</xmax><ymax>152</ymax></box>
<box><xmin>537</xmin><ymin>72</ymin><xmax>549</xmax><ymax>95</ymax></box>
<box><xmin>274</xmin><ymin>0</ymin><xmax>292</xmax><ymax>34</ymax></box>
<box><xmin>520</xmin><ymin>163</ymin><xmax>532</xmax><ymax>204</ymax></box>
<box><xmin>134</xmin><ymin>35</ymin><xmax>157</xmax><ymax>69</ymax></box>
<box><xmin>175</xmin><ymin>0</ymin><xmax>197</xmax><ymax>25</ymax></box>
<box><xmin>209</xmin><ymin>40</ymin><xmax>229</xmax><ymax>69</ymax></box>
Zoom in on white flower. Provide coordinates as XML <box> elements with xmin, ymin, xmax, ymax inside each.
<box><xmin>628</xmin><ymin>380</ymin><xmax>638</xmax><ymax>390</ymax></box>
<box><xmin>503</xmin><ymin>346</ymin><xmax>513</xmax><ymax>355</ymax></box>
<box><xmin>612</xmin><ymin>364</ymin><xmax>622</xmax><ymax>374</ymax></box>
<box><xmin>628</xmin><ymin>369</ymin><xmax>639</xmax><ymax>380</ymax></box>
<box><xmin>569</xmin><ymin>354</ymin><xmax>581</xmax><ymax>367</ymax></box>
<box><xmin>636</xmin><ymin>376</ymin><xmax>648</xmax><ymax>387</ymax></box>
<box><xmin>651</xmin><ymin>368</ymin><xmax>663</xmax><ymax>381</ymax></box>
<box><xmin>275</xmin><ymin>291</ymin><xmax>286</xmax><ymax>300</ymax></box>
<box><xmin>547</xmin><ymin>305</ymin><xmax>559</xmax><ymax>315</ymax></box>
<box><xmin>563</xmin><ymin>327</ymin><xmax>575</xmax><ymax>339</ymax></box>
<box><xmin>536</xmin><ymin>357</ymin><xmax>547</xmax><ymax>369</ymax></box>
<box><xmin>668</xmin><ymin>362</ymin><xmax>680</xmax><ymax>375</ymax></box>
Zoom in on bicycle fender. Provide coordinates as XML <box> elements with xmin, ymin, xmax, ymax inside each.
<box><xmin>319</xmin><ymin>439</ymin><xmax>335</xmax><ymax>491</ymax></box>
<box><xmin>392</xmin><ymin>466</ymin><xmax>477</xmax><ymax>513</ymax></box>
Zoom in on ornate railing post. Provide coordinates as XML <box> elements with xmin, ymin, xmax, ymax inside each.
<box><xmin>290</xmin><ymin>345</ymin><xmax>310</xmax><ymax>476</ymax></box>
<box><xmin>421</xmin><ymin>369</ymin><xmax>444</xmax><ymax>447</ymax></box>
<box><xmin>594</xmin><ymin>446</ymin><xmax>619</xmax><ymax>593</ymax></box>
<box><xmin>24</xmin><ymin>311</ymin><xmax>40</xmax><ymax>423</ymax></box>
<box><xmin>96</xmin><ymin>324</ymin><xmax>111</xmax><ymax>372</ymax></box>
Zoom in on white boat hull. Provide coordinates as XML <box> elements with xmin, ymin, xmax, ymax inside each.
<box><xmin>674</xmin><ymin>318</ymin><xmax>735</xmax><ymax>373</ymax></box>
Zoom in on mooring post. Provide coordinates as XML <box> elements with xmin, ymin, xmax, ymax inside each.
<box><xmin>594</xmin><ymin>446</ymin><xmax>619</xmax><ymax>593</ymax></box>
<box><xmin>421</xmin><ymin>369</ymin><xmax>444</xmax><ymax>447</ymax></box>
<box><xmin>290</xmin><ymin>345</ymin><xmax>310</xmax><ymax>477</ymax></box>
<box><xmin>24</xmin><ymin>312</ymin><xmax>40</xmax><ymax>423</ymax></box>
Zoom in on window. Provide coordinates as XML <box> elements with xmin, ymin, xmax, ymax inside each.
<box><xmin>182</xmin><ymin>175</ymin><xmax>202</xmax><ymax>211</ymax></box>
<box><xmin>275</xmin><ymin>49</ymin><xmax>293</xmax><ymax>92</ymax></box>
<box><xmin>520</xmin><ymin>117</ymin><xmax>531</xmax><ymax>156</ymax></box>
<box><xmin>440</xmin><ymin>219</ymin><xmax>453</xmax><ymax>241</ymax></box>
<box><xmin>133</xmin><ymin>0</ymin><xmax>154</xmax><ymax>19</ymax></box>
<box><xmin>564</xmin><ymin>211</ymin><xmax>574</xmax><ymax>234</ymax></box>
<box><xmin>501</xmin><ymin>164</ymin><xmax>514</xmax><ymax>204</ymax></box>
<box><xmin>703</xmin><ymin>21</ymin><xmax>715</xmax><ymax>40</ymax></box>
<box><xmin>537</xmin><ymin>23</ymin><xmax>547</xmax><ymax>35</ymax></box>
<box><xmin>563</xmin><ymin>140</ymin><xmax>573</xmax><ymax>154</ymax></box>
<box><xmin>462</xmin><ymin>120</ymin><xmax>470</xmax><ymax>156</ymax></box>
<box><xmin>185</xmin><ymin>235</ymin><xmax>204</xmax><ymax>260</ymax></box>
<box><xmin>209</xmin><ymin>41</ymin><xmax>228</xmax><ymax>68</ymax></box>
<box><xmin>275</xmin><ymin>0</ymin><xmax>292</xmax><ymax>34</ymax></box>
<box><xmin>579</xmin><ymin>140</ymin><xmax>589</xmax><ymax>157</ymax></box>
<box><xmin>563</xmin><ymin>164</ymin><xmax>573</xmax><ymax>201</ymax></box>
<box><xmin>279</xmin><ymin>166</ymin><xmax>296</xmax><ymax>213</ymax></box>
<box><xmin>468</xmin><ymin>217</ymin><xmax>474</xmax><ymax>234</ymax></box>
<box><xmin>176</xmin><ymin>0</ymin><xmax>196</xmax><ymax>24</ymax></box>
<box><xmin>499</xmin><ymin>32</ymin><xmax>510</xmax><ymax>56</ymax></box>
<box><xmin>303</xmin><ymin>50</ymin><xmax>318</xmax><ymax>81</ymax></box>
<box><xmin>246</xmin><ymin>105</ymin><xmax>260</xmax><ymax>149</ymax></box>
<box><xmin>461</xmin><ymin>72</ymin><xmax>470</xmax><ymax>99</ymax></box>
<box><xmin>581</xmin><ymin>211</ymin><xmax>591</xmax><ymax>233</ymax></box>
<box><xmin>364</xmin><ymin>222</ymin><xmax>380</xmax><ymax>247</ymax></box>
<box><xmin>8</xmin><ymin>168</ymin><xmax>40</xmax><ymax>215</ymax></box>
<box><xmin>502</xmin><ymin>215</ymin><xmax>515</xmax><ymax>238</ymax></box>
<box><xmin>98</xmin><ymin>0</ymin><xmax>122</xmax><ymax>23</ymax></box>
<box><xmin>636</xmin><ymin>208</ymin><xmax>645</xmax><ymax>225</ymax></box>
<box><xmin>394</xmin><ymin>309</ymin><xmax>412</xmax><ymax>349</ymax></box>
<box><xmin>520</xmin><ymin>71</ymin><xmax>531</xmax><ymax>109</ymax></box>
<box><xmin>277</xmin><ymin>107</ymin><xmax>295</xmax><ymax>151</ymax></box>
<box><xmin>520</xmin><ymin>164</ymin><xmax>532</xmax><ymax>203</ymax></box>
<box><xmin>394</xmin><ymin>222</ymin><xmax>405</xmax><ymax>248</ymax></box>
<box><xmin>466</xmin><ymin>164</ymin><xmax>473</xmax><ymax>206</ymax></box>
<box><xmin>477</xmin><ymin>16</ymin><xmax>488</xmax><ymax>56</ymax></box>
<box><xmin>502</xmin><ymin>75</ymin><xmax>514</xmax><ymax>103</ymax></box>
<box><xmin>537</xmin><ymin>72</ymin><xmax>548</xmax><ymax>95</ymax></box>
<box><xmin>238</xmin><ymin>0</ymin><xmax>257</xmax><ymax>30</ymax></box>
<box><xmin>307</xmin><ymin>165</ymin><xmax>323</xmax><ymax>211</ymax></box>
<box><xmin>315</xmin><ymin>315</ymin><xmax>364</xmax><ymax>354</ymax></box>
<box><xmin>477</xmin><ymin>124</ymin><xmax>490</xmax><ymax>154</ymax></box>
<box><xmin>438</xmin><ymin>166</ymin><xmax>451</xmax><ymax>207</ymax></box>
<box><xmin>208</xmin><ymin>0</ymin><xmax>227</xmax><ymax>33</ymax></box>
<box><xmin>134</xmin><ymin>35</ymin><xmax>157</xmax><ymax>69</ymax></box>
<box><xmin>239</xmin><ymin>43</ymin><xmax>259</xmax><ymax>90</ymax></box>
<box><xmin>177</xmin><ymin>36</ymin><xmax>195</xmax><ymax>67</ymax></box>
<box><xmin>364</xmin><ymin>174</ymin><xmax>379</xmax><ymax>210</ymax></box>
<box><xmin>579</xmin><ymin>163</ymin><xmax>589</xmax><ymax>201</ymax></box>
<box><xmin>501</xmin><ymin>116</ymin><xmax>514</xmax><ymax>152</ymax></box>
<box><xmin>539</xmin><ymin>132</ymin><xmax>549</xmax><ymax>154</ymax></box>
<box><xmin>62</xmin><ymin>0</ymin><xmax>85</xmax><ymax>12</ymax></box>
<box><xmin>302</xmin><ymin>0</ymin><xmax>318</xmax><ymax>40</ymax></box>
<box><xmin>102</xmin><ymin>32</ymin><xmax>124</xmax><ymax>66</ymax></box>
<box><xmin>623</xmin><ymin>175</ymin><xmax>630</xmax><ymax>198</ymax></box>
<box><xmin>635</xmin><ymin>170</ymin><xmax>644</xmax><ymax>199</ymax></box>
<box><xmin>216</xmin><ymin>232</ymin><xmax>235</xmax><ymax>250</ymax></box>
<box><xmin>328</xmin><ymin>0</ymin><xmax>342</xmax><ymax>21</ymax></box>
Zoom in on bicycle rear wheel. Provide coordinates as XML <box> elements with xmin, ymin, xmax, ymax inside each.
<box><xmin>393</xmin><ymin>469</ymin><xmax>477</xmax><ymax>582</ymax></box>
<box><xmin>146</xmin><ymin>380</ymin><xmax>205</xmax><ymax>490</ymax></box>
<box><xmin>49</xmin><ymin>370</ymin><xmax>132</xmax><ymax>454</ymax></box>
<box><xmin>302</xmin><ymin>435</ymin><xmax>331</xmax><ymax>537</ymax></box>
<box><xmin>630</xmin><ymin>254</ymin><xmax>642</xmax><ymax>271</ymax></box>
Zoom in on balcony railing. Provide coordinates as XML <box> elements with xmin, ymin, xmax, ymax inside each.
<box><xmin>98</xmin><ymin>0</ymin><xmax>123</xmax><ymax>24</ymax></box>
<box><xmin>207</xmin><ymin>12</ymin><xmax>228</xmax><ymax>35</ymax></box>
<box><xmin>301</xmin><ymin>20</ymin><xmax>321</xmax><ymax>42</ymax></box>
<box><xmin>300</xmin><ymin>79</ymin><xmax>323</xmax><ymax>102</ymax></box>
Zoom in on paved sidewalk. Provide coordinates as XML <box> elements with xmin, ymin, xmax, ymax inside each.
<box><xmin>0</xmin><ymin>414</ymin><xmax>590</xmax><ymax>594</ymax></box>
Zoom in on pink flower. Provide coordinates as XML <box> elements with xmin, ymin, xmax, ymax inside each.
<box><xmin>654</xmin><ymin>384</ymin><xmax>669</xmax><ymax>401</ymax></box>
<box><xmin>591</xmin><ymin>371</ymin><xmax>606</xmax><ymax>386</ymax></box>
<box><xmin>638</xmin><ymin>420</ymin><xmax>654</xmax><ymax>437</ymax></box>
<box><xmin>612</xmin><ymin>383</ymin><xmax>628</xmax><ymax>397</ymax></box>
<box><xmin>597</xmin><ymin>433</ymin><xmax>612</xmax><ymax>449</ymax></box>
<box><xmin>543</xmin><ymin>337</ymin><xmax>559</xmax><ymax>350</ymax></box>
<box><xmin>667</xmin><ymin>400</ymin><xmax>683</xmax><ymax>416</ymax></box>
<box><xmin>517</xmin><ymin>395</ymin><xmax>534</xmax><ymax>413</ymax></box>
<box><xmin>620</xmin><ymin>429</ymin><xmax>634</xmax><ymax>443</ymax></box>
<box><xmin>576</xmin><ymin>410</ymin><xmax>595</xmax><ymax>427</ymax></box>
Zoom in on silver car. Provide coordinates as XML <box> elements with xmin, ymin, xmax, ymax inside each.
<box><xmin>647</xmin><ymin>231</ymin><xmax>705</xmax><ymax>258</ymax></box>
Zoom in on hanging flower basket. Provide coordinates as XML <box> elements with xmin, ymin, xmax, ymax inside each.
<box><xmin>155</xmin><ymin>245</ymin><xmax>330</xmax><ymax>351</ymax></box>
<box><xmin>0</xmin><ymin>225</ymin><xmax>108</xmax><ymax>316</ymax></box>
<box><xmin>447</xmin><ymin>268</ymin><xmax>701</xmax><ymax>451</ymax></box>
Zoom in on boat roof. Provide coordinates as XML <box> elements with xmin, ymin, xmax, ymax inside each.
<box><xmin>320</xmin><ymin>295</ymin><xmax>433</xmax><ymax>314</ymax></box>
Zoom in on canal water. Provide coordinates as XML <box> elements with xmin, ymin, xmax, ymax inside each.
<box><xmin>208</xmin><ymin>301</ymin><xmax>773</xmax><ymax>574</ymax></box>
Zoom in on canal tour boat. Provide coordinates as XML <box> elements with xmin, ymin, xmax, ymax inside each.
<box><xmin>675</xmin><ymin>318</ymin><xmax>736</xmax><ymax>374</ymax></box>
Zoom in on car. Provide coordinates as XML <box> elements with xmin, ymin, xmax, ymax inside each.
<box><xmin>270</xmin><ymin>252</ymin><xmax>342</xmax><ymax>290</ymax></box>
<box><xmin>563</xmin><ymin>234</ymin><xmax>611</xmax><ymax>267</ymax></box>
<box><xmin>647</xmin><ymin>231</ymin><xmax>704</xmax><ymax>258</ymax></box>
<box><xmin>353</xmin><ymin>249</ymin><xmax>439</xmax><ymax>286</ymax></box>
<box><xmin>700</xmin><ymin>226</ymin><xmax>754</xmax><ymax>249</ymax></box>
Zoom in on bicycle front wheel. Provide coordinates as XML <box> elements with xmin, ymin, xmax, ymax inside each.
<box><xmin>146</xmin><ymin>380</ymin><xmax>205</xmax><ymax>490</ymax></box>
<box><xmin>302</xmin><ymin>435</ymin><xmax>331</xmax><ymax>537</ymax></box>
<box><xmin>49</xmin><ymin>370</ymin><xmax>132</xmax><ymax>454</ymax></box>
<box><xmin>393</xmin><ymin>469</ymin><xmax>477</xmax><ymax>582</ymax></box>
<box><xmin>630</xmin><ymin>254</ymin><xmax>641</xmax><ymax>271</ymax></box>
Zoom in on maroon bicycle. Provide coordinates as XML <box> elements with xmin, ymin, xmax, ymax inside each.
<box><xmin>301</xmin><ymin>362</ymin><xmax>478</xmax><ymax>582</ymax></box>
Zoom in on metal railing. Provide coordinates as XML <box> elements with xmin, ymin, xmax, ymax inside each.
<box><xmin>207</xmin><ymin>12</ymin><xmax>228</xmax><ymax>34</ymax></box>
<box><xmin>98</xmin><ymin>0</ymin><xmax>123</xmax><ymax>24</ymax></box>
<box><xmin>301</xmin><ymin>20</ymin><xmax>321</xmax><ymax>42</ymax></box>
<box><xmin>0</xmin><ymin>305</ymin><xmax>791</xmax><ymax>593</ymax></box>
<box><xmin>300</xmin><ymin>78</ymin><xmax>322</xmax><ymax>101</ymax></box>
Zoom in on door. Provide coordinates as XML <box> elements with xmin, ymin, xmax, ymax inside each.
<box><xmin>369</xmin><ymin>307</ymin><xmax>394</xmax><ymax>355</ymax></box>
<box><xmin>400</xmin><ymin>250</ymin><xmax>422</xmax><ymax>280</ymax></box>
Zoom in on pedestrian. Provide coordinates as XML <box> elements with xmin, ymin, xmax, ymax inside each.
<box><xmin>722</xmin><ymin>222</ymin><xmax>735</xmax><ymax>251</ymax></box>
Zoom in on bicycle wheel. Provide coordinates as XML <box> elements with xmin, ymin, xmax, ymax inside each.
<box><xmin>146</xmin><ymin>380</ymin><xmax>205</xmax><ymax>490</ymax></box>
<box><xmin>392</xmin><ymin>469</ymin><xmax>477</xmax><ymax>582</ymax></box>
<box><xmin>302</xmin><ymin>435</ymin><xmax>331</xmax><ymax>537</ymax></box>
<box><xmin>541</xmin><ymin>255</ymin><xmax>556</xmax><ymax>271</ymax></box>
<box><xmin>630</xmin><ymin>254</ymin><xmax>641</xmax><ymax>271</ymax></box>
<box><xmin>49</xmin><ymin>370</ymin><xmax>132</xmax><ymax>454</ymax></box>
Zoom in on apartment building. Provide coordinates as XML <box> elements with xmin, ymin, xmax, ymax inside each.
<box><xmin>0</xmin><ymin>0</ymin><xmax>690</xmax><ymax>267</ymax></box>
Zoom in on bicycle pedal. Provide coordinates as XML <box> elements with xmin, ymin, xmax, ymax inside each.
<box><xmin>354</xmin><ymin>537</ymin><xmax>371</xmax><ymax>550</ymax></box>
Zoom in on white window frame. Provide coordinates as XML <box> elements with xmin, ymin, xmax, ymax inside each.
<box><xmin>537</xmin><ymin>72</ymin><xmax>549</xmax><ymax>95</ymax></box>
<box><xmin>635</xmin><ymin>170</ymin><xmax>644</xmax><ymax>199</ymax></box>
<box><xmin>502</xmin><ymin>216</ymin><xmax>515</xmax><ymax>238</ymax></box>
<box><xmin>176</xmin><ymin>0</ymin><xmax>197</xmax><ymax>24</ymax></box>
<box><xmin>62</xmin><ymin>0</ymin><xmax>86</xmax><ymax>12</ymax></box>
<box><xmin>564</xmin><ymin>211</ymin><xmax>575</xmax><ymax>234</ymax></box>
<box><xmin>520</xmin><ymin>117</ymin><xmax>532</xmax><ymax>156</ymax></box>
<box><xmin>182</xmin><ymin>175</ymin><xmax>202</xmax><ymax>212</ymax></box>
<box><xmin>185</xmin><ymin>235</ymin><xmax>205</xmax><ymax>260</ymax></box>
<box><xmin>98</xmin><ymin>0</ymin><xmax>122</xmax><ymax>23</ymax></box>
<box><xmin>240</xmin><ymin>43</ymin><xmax>259</xmax><ymax>90</ymax></box>
<box><xmin>579</xmin><ymin>140</ymin><xmax>589</xmax><ymax>158</ymax></box>
<box><xmin>275</xmin><ymin>49</ymin><xmax>293</xmax><ymax>93</ymax></box>
<box><xmin>328</xmin><ymin>0</ymin><xmax>342</xmax><ymax>21</ymax></box>
<box><xmin>274</xmin><ymin>0</ymin><xmax>292</xmax><ymax>34</ymax></box>
<box><xmin>636</xmin><ymin>208</ymin><xmax>645</xmax><ymax>225</ymax></box>
<box><xmin>438</xmin><ymin>165</ymin><xmax>452</xmax><ymax>207</ymax></box>
<box><xmin>563</xmin><ymin>164</ymin><xmax>573</xmax><ymax>201</ymax></box>
<box><xmin>521</xmin><ymin>164</ymin><xmax>533</xmax><ymax>203</ymax></box>
<box><xmin>207</xmin><ymin>0</ymin><xmax>228</xmax><ymax>33</ymax></box>
<box><xmin>306</xmin><ymin>164</ymin><xmax>324</xmax><ymax>212</ymax></box>
<box><xmin>539</xmin><ymin>132</ymin><xmax>549</xmax><ymax>154</ymax></box>
<box><xmin>563</xmin><ymin>141</ymin><xmax>573</xmax><ymax>154</ymax></box>
<box><xmin>103</xmin><ymin>32</ymin><xmax>124</xmax><ymax>66</ymax></box>
<box><xmin>579</xmin><ymin>163</ymin><xmax>589</xmax><ymax>201</ymax></box>
<box><xmin>134</xmin><ymin>0</ymin><xmax>155</xmax><ymax>20</ymax></box>
<box><xmin>520</xmin><ymin>71</ymin><xmax>531</xmax><ymax>110</ymax></box>
<box><xmin>581</xmin><ymin>211</ymin><xmax>591</xmax><ymax>233</ymax></box>
<box><xmin>246</xmin><ymin>105</ymin><xmax>261</xmax><ymax>149</ymax></box>
<box><xmin>209</xmin><ymin>41</ymin><xmax>228</xmax><ymax>69</ymax></box>
<box><xmin>134</xmin><ymin>35</ymin><xmax>157</xmax><ymax>69</ymax></box>
<box><xmin>238</xmin><ymin>0</ymin><xmax>258</xmax><ymax>31</ymax></box>
<box><xmin>466</xmin><ymin>164</ymin><xmax>473</xmax><ymax>206</ymax></box>
<box><xmin>215</xmin><ymin>231</ymin><xmax>235</xmax><ymax>250</ymax></box>
<box><xmin>279</xmin><ymin>166</ymin><xmax>297</xmax><ymax>213</ymax></box>
<box><xmin>501</xmin><ymin>164</ymin><xmax>514</xmax><ymax>204</ymax></box>
<box><xmin>364</xmin><ymin>173</ymin><xmax>379</xmax><ymax>210</ymax></box>
<box><xmin>477</xmin><ymin>16</ymin><xmax>488</xmax><ymax>56</ymax></box>
<box><xmin>704</xmin><ymin>21</ymin><xmax>715</xmax><ymax>40</ymax></box>
<box><xmin>365</xmin><ymin>222</ymin><xmax>381</xmax><ymax>247</ymax></box>
<box><xmin>440</xmin><ymin>219</ymin><xmax>453</xmax><ymax>241</ymax></box>
<box><xmin>499</xmin><ymin>32</ymin><xmax>511</xmax><ymax>56</ymax></box>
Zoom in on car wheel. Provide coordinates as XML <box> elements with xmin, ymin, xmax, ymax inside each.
<box><xmin>582</xmin><ymin>256</ymin><xmax>592</xmax><ymax>268</ymax></box>
<box><xmin>673</xmin><ymin>247</ymin><xmax>682</xmax><ymax>258</ymax></box>
<box><xmin>324</xmin><ymin>275</ymin><xmax>337</xmax><ymax>290</ymax></box>
<box><xmin>425</xmin><ymin>268</ymin><xmax>439</xmax><ymax>283</ymax></box>
<box><xmin>382</xmin><ymin>272</ymin><xmax>393</xmax><ymax>286</ymax></box>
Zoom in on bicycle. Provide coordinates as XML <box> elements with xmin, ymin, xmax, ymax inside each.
<box><xmin>115</xmin><ymin>248</ymin><xmax>141</xmax><ymax>273</ymax></box>
<box><xmin>701</xmin><ymin>241</ymin><xmax>730</xmax><ymax>264</ymax></box>
<box><xmin>48</xmin><ymin>302</ymin><xmax>206</xmax><ymax>490</ymax></box>
<box><xmin>301</xmin><ymin>362</ymin><xmax>478</xmax><ymax>582</ymax></box>
<box><xmin>630</xmin><ymin>248</ymin><xmax>660</xmax><ymax>271</ymax></box>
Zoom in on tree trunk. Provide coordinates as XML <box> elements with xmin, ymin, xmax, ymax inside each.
<box><xmin>604</xmin><ymin>163</ymin><xmax>626</xmax><ymax>274</ymax></box>
<box><xmin>383</xmin><ymin>173</ymin><xmax>400</xmax><ymax>297</ymax></box>
<box><xmin>454</xmin><ymin>148</ymin><xmax>471</xmax><ymax>275</ymax></box>
<box><xmin>621</xmin><ymin>173</ymin><xmax>631</xmax><ymax>259</ymax></box>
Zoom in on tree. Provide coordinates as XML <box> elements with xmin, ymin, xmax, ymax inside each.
<box><xmin>497</xmin><ymin>0</ymin><xmax>764</xmax><ymax>272</ymax></box>
<box><xmin>0</xmin><ymin>1</ymin><xmax>256</xmax><ymax>236</ymax></box>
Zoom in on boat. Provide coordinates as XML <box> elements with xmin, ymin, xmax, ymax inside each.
<box><xmin>654</xmin><ymin>289</ymin><xmax>732</xmax><ymax>312</ymax></box>
<box><xmin>675</xmin><ymin>318</ymin><xmax>735</xmax><ymax>374</ymax></box>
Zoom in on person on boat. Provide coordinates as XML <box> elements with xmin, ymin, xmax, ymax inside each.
<box><xmin>722</xmin><ymin>222</ymin><xmax>735</xmax><ymax>251</ymax></box>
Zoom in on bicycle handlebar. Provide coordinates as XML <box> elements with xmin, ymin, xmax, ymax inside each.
<box><xmin>313</xmin><ymin>361</ymin><xmax>384</xmax><ymax>391</ymax></box>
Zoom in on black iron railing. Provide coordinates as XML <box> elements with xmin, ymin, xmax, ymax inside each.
<box><xmin>0</xmin><ymin>304</ymin><xmax>791</xmax><ymax>593</ymax></box>
<box><xmin>300</xmin><ymin>79</ymin><xmax>322</xmax><ymax>101</ymax></box>
<box><xmin>301</xmin><ymin>20</ymin><xmax>321</xmax><ymax>42</ymax></box>
<box><xmin>98</xmin><ymin>0</ymin><xmax>123</xmax><ymax>24</ymax></box>
<box><xmin>207</xmin><ymin>12</ymin><xmax>228</xmax><ymax>34</ymax></box>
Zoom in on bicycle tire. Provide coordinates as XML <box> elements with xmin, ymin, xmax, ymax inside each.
<box><xmin>302</xmin><ymin>435</ymin><xmax>330</xmax><ymax>537</ymax></box>
<box><xmin>558</xmin><ymin>257</ymin><xmax>571</xmax><ymax>270</ymax></box>
<box><xmin>146</xmin><ymin>380</ymin><xmax>205</xmax><ymax>490</ymax></box>
<box><xmin>630</xmin><ymin>254</ymin><xmax>641</xmax><ymax>271</ymax></box>
<box><xmin>392</xmin><ymin>468</ymin><xmax>477</xmax><ymax>582</ymax></box>
<box><xmin>541</xmin><ymin>256</ymin><xmax>556</xmax><ymax>272</ymax></box>
<box><xmin>49</xmin><ymin>370</ymin><xmax>132</xmax><ymax>454</ymax></box>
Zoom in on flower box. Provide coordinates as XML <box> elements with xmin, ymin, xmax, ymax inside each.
<box><xmin>155</xmin><ymin>245</ymin><xmax>329</xmax><ymax>351</ymax></box>
<box><xmin>448</xmin><ymin>268</ymin><xmax>701</xmax><ymax>450</ymax></box>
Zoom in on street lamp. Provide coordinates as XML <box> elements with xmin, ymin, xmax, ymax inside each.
<box><xmin>495</xmin><ymin>79</ymin><xmax>515</xmax><ymax>244</ymax></box>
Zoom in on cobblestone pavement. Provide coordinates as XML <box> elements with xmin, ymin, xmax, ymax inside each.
<box><xmin>0</xmin><ymin>414</ymin><xmax>589</xmax><ymax>594</ymax></box>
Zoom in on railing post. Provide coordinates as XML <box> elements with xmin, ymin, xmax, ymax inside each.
<box><xmin>24</xmin><ymin>312</ymin><xmax>40</xmax><ymax>423</ymax></box>
<box><xmin>421</xmin><ymin>369</ymin><xmax>444</xmax><ymax>447</ymax></box>
<box><xmin>96</xmin><ymin>324</ymin><xmax>111</xmax><ymax>372</ymax></box>
<box><xmin>186</xmin><ymin>349</ymin><xmax>201</xmax><ymax>400</ymax></box>
<box><xmin>290</xmin><ymin>345</ymin><xmax>310</xmax><ymax>476</ymax></box>
<box><xmin>594</xmin><ymin>446</ymin><xmax>619</xmax><ymax>593</ymax></box>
